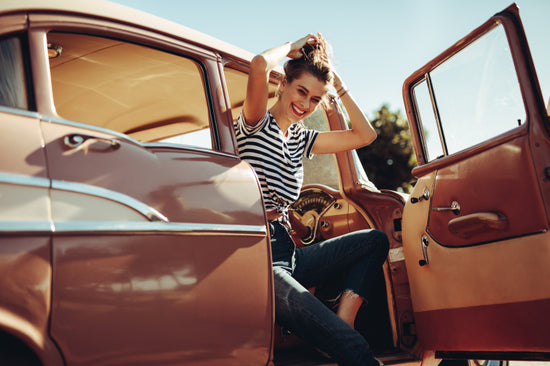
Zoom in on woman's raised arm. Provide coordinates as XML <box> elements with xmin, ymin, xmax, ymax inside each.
<box><xmin>312</xmin><ymin>71</ymin><xmax>377</xmax><ymax>154</ymax></box>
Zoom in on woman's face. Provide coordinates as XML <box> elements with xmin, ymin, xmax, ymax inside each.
<box><xmin>279</xmin><ymin>73</ymin><xmax>329</xmax><ymax>123</ymax></box>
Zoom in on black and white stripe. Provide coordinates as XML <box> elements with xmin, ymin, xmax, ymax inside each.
<box><xmin>234</xmin><ymin>111</ymin><xmax>318</xmax><ymax>214</ymax></box>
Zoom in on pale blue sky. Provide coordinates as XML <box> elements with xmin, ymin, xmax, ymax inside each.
<box><xmin>111</xmin><ymin>0</ymin><xmax>549</xmax><ymax>118</ymax></box>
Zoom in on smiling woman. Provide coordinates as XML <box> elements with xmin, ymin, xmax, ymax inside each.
<box><xmin>233</xmin><ymin>33</ymin><xmax>389</xmax><ymax>366</ymax></box>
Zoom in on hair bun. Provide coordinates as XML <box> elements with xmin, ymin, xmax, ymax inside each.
<box><xmin>283</xmin><ymin>37</ymin><xmax>334</xmax><ymax>86</ymax></box>
<box><xmin>302</xmin><ymin>40</ymin><xmax>331</xmax><ymax>66</ymax></box>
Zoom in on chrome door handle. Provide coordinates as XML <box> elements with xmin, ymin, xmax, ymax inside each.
<box><xmin>419</xmin><ymin>235</ymin><xmax>429</xmax><ymax>267</ymax></box>
<box><xmin>432</xmin><ymin>201</ymin><xmax>460</xmax><ymax>215</ymax></box>
<box><xmin>64</xmin><ymin>133</ymin><xmax>120</xmax><ymax>150</ymax></box>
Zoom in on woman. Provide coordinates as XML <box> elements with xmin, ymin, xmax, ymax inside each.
<box><xmin>234</xmin><ymin>33</ymin><xmax>389</xmax><ymax>366</ymax></box>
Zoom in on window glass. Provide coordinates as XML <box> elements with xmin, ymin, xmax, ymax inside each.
<box><xmin>0</xmin><ymin>37</ymin><xmax>28</xmax><ymax>109</ymax></box>
<box><xmin>302</xmin><ymin>109</ymin><xmax>340</xmax><ymax>190</ymax></box>
<box><xmin>413</xmin><ymin>79</ymin><xmax>444</xmax><ymax>161</ymax></box>
<box><xmin>48</xmin><ymin>32</ymin><xmax>212</xmax><ymax>148</ymax></box>
<box><xmin>412</xmin><ymin>24</ymin><xmax>524</xmax><ymax>160</ymax></box>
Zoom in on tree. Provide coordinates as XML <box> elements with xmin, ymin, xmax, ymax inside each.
<box><xmin>356</xmin><ymin>105</ymin><xmax>416</xmax><ymax>193</ymax></box>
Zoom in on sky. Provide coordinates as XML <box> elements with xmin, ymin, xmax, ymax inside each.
<box><xmin>110</xmin><ymin>0</ymin><xmax>549</xmax><ymax>119</ymax></box>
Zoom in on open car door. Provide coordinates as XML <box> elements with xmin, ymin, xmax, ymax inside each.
<box><xmin>402</xmin><ymin>4</ymin><xmax>550</xmax><ymax>361</ymax></box>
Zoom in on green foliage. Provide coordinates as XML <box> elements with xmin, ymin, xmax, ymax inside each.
<box><xmin>356</xmin><ymin>104</ymin><xmax>416</xmax><ymax>193</ymax></box>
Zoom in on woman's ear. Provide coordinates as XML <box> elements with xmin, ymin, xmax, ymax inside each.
<box><xmin>277</xmin><ymin>77</ymin><xmax>287</xmax><ymax>97</ymax></box>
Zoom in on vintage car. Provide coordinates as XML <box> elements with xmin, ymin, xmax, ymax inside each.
<box><xmin>0</xmin><ymin>0</ymin><xmax>547</xmax><ymax>365</ymax></box>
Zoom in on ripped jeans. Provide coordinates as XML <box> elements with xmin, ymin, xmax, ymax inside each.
<box><xmin>270</xmin><ymin>221</ymin><xmax>389</xmax><ymax>366</ymax></box>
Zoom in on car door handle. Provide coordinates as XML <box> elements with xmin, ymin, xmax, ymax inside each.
<box><xmin>64</xmin><ymin>133</ymin><xmax>120</xmax><ymax>150</ymax></box>
<box><xmin>432</xmin><ymin>201</ymin><xmax>460</xmax><ymax>215</ymax></box>
<box><xmin>448</xmin><ymin>212</ymin><xmax>508</xmax><ymax>238</ymax></box>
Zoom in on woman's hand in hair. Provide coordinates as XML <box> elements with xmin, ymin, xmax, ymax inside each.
<box><xmin>287</xmin><ymin>34</ymin><xmax>318</xmax><ymax>59</ymax></box>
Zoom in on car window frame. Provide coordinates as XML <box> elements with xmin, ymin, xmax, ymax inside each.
<box><xmin>403</xmin><ymin>5</ymin><xmax>547</xmax><ymax>171</ymax></box>
<box><xmin>27</xmin><ymin>14</ymin><xmax>232</xmax><ymax>153</ymax></box>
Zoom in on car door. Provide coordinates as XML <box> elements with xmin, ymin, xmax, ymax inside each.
<box><xmin>402</xmin><ymin>4</ymin><xmax>550</xmax><ymax>359</ymax></box>
<box><xmin>30</xmin><ymin>21</ymin><xmax>272</xmax><ymax>366</ymax></box>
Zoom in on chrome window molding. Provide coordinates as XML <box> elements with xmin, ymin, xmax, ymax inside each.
<box><xmin>0</xmin><ymin>105</ymin><xmax>41</xmax><ymax>119</ymax></box>
<box><xmin>52</xmin><ymin>180</ymin><xmax>169</xmax><ymax>223</ymax></box>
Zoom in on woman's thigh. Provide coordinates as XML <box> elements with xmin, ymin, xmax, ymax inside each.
<box><xmin>292</xmin><ymin>229</ymin><xmax>388</xmax><ymax>290</ymax></box>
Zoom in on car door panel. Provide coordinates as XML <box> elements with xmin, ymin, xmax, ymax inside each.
<box><xmin>41</xmin><ymin>120</ymin><xmax>272</xmax><ymax>366</ymax></box>
<box><xmin>428</xmin><ymin>129</ymin><xmax>546</xmax><ymax>246</ymax></box>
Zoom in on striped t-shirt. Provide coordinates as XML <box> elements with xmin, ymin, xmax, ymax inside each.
<box><xmin>234</xmin><ymin>111</ymin><xmax>319</xmax><ymax>215</ymax></box>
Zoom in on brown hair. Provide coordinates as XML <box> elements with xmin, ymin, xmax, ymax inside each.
<box><xmin>283</xmin><ymin>41</ymin><xmax>333</xmax><ymax>86</ymax></box>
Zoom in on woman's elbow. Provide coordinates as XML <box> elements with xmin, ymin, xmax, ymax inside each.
<box><xmin>366</xmin><ymin>131</ymin><xmax>377</xmax><ymax>145</ymax></box>
<box><xmin>251</xmin><ymin>55</ymin><xmax>269</xmax><ymax>72</ymax></box>
<box><xmin>360</xmin><ymin>130</ymin><xmax>377</xmax><ymax>147</ymax></box>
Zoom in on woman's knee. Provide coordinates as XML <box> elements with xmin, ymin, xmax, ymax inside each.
<box><xmin>373</xmin><ymin>229</ymin><xmax>390</xmax><ymax>253</ymax></box>
<box><xmin>360</xmin><ymin>229</ymin><xmax>389</xmax><ymax>259</ymax></box>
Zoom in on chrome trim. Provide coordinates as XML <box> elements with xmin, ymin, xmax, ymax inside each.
<box><xmin>0</xmin><ymin>174</ymin><xmax>266</xmax><ymax>236</ymax></box>
<box><xmin>0</xmin><ymin>222</ymin><xmax>53</xmax><ymax>233</ymax></box>
<box><xmin>426</xmin><ymin>72</ymin><xmax>448</xmax><ymax>156</ymax></box>
<box><xmin>53</xmin><ymin>221</ymin><xmax>266</xmax><ymax>236</ymax></box>
<box><xmin>0</xmin><ymin>105</ymin><xmax>41</xmax><ymax>119</ymax></box>
<box><xmin>52</xmin><ymin>180</ymin><xmax>169</xmax><ymax>223</ymax></box>
<box><xmin>0</xmin><ymin>173</ymin><xmax>168</xmax><ymax>224</ymax></box>
<box><xmin>0</xmin><ymin>221</ymin><xmax>266</xmax><ymax>236</ymax></box>
<box><xmin>0</xmin><ymin>172</ymin><xmax>49</xmax><ymax>188</ymax></box>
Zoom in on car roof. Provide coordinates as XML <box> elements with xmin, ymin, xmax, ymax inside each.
<box><xmin>0</xmin><ymin>0</ymin><xmax>256</xmax><ymax>63</ymax></box>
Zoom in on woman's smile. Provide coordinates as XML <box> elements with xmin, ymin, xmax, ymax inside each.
<box><xmin>291</xmin><ymin>103</ymin><xmax>306</xmax><ymax>117</ymax></box>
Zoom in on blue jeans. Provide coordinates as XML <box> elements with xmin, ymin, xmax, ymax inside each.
<box><xmin>270</xmin><ymin>221</ymin><xmax>389</xmax><ymax>366</ymax></box>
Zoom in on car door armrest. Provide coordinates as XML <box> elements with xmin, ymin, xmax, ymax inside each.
<box><xmin>448</xmin><ymin>212</ymin><xmax>508</xmax><ymax>239</ymax></box>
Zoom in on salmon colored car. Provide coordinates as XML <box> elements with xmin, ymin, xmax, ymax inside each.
<box><xmin>0</xmin><ymin>0</ymin><xmax>548</xmax><ymax>365</ymax></box>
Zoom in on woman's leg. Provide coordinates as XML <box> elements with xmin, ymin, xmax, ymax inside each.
<box><xmin>337</xmin><ymin>290</ymin><xmax>363</xmax><ymax>327</ymax></box>
<box><xmin>293</xmin><ymin>229</ymin><xmax>389</xmax><ymax>326</ymax></box>
<box><xmin>273</xmin><ymin>265</ymin><xmax>378</xmax><ymax>366</ymax></box>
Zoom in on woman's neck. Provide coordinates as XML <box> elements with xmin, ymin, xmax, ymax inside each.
<box><xmin>269</xmin><ymin>104</ymin><xmax>292</xmax><ymax>135</ymax></box>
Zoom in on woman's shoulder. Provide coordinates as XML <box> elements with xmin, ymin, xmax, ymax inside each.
<box><xmin>237</xmin><ymin>110</ymin><xmax>272</xmax><ymax>134</ymax></box>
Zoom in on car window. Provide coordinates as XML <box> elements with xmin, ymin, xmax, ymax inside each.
<box><xmin>412</xmin><ymin>24</ymin><xmax>524</xmax><ymax>160</ymax></box>
<box><xmin>302</xmin><ymin>109</ymin><xmax>340</xmax><ymax>190</ymax></box>
<box><xmin>0</xmin><ymin>36</ymin><xmax>28</xmax><ymax>110</ymax></box>
<box><xmin>47</xmin><ymin>32</ymin><xmax>212</xmax><ymax>148</ymax></box>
